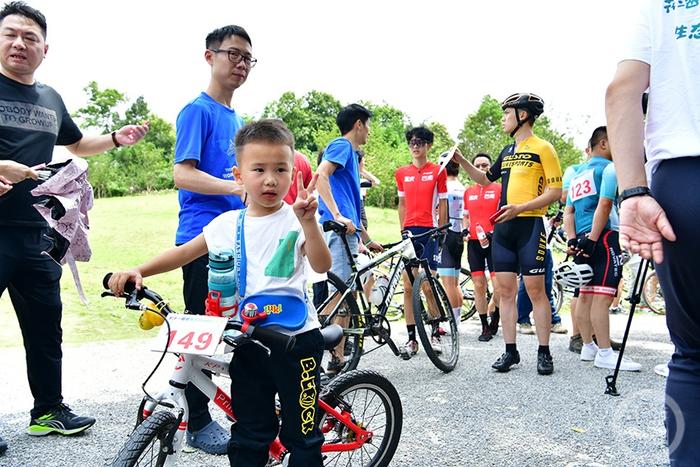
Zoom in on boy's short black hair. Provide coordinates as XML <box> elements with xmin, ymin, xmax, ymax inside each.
<box><xmin>405</xmin><ymin>127</ymin><xmax>434</xmax><ymax>144</ymax></box>
<box><xmin>472</xmin><ymin>152</ymin><xmax>492</xmax><ymax>164</ymax></box>
<box><xmin>0</xmin><ymin>1</ymin><xmax>47</xmax><ymax>38</ymax></box>
<box><xmin>445</xmin><ymin>160</ymin><xmax>459</xmax><ymax>176</ymax></box>
<box><xmin>336</xmin><ymin>104</ymin><xmax>372</xmax><ymax>135</ymax></box>
<box><xmin>589</xmin><ymin>126</ymin><xmax>608</xmax><ymax>149</ymax></box>
<box><xmin>234</xmin><ymin>119</ymin><xmax>295</xmax><ymax>161</ymax></box>
<box><xmin>206</xmin><ymin>25</ymin><xmax>252</xmax><ymax>49</ymax></box>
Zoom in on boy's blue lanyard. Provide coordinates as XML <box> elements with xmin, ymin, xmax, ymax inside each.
<box><xmin>235</xmin><ymin>209</ymin><xmax>247</xmax><ymax>301</ymax></box>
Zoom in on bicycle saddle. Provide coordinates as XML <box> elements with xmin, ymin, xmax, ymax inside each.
<box><xmin>320</xmin><ymin>324</ymin><xmax>344</xmax><ymax>351</ymax></box>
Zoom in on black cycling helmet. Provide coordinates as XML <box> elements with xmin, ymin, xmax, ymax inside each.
<box><xmin>501</xmin><ymin>93</ymin><xmax>545</xmax><ymax>137</ymax></box>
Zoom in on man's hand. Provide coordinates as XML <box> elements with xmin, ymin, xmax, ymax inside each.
<box><xmin>576</xmin><ymin>237</ymin><xmax>596</xmax><ymax>258</ymax></box>
<box><xmin>365</xmin><ymin>240</ymin><xmax>384</xmax><ymax>253</ymax></box>
<box><xmin>566</xmin><ymin>238</ymin><xmax>578</xmax><ymax>256</ymax></box>
<box><xmin>0</xmin><ymin>175</ymin><xmax>12</xmax><ymax>196</ymax></box>
<box><xmin>114</xmin><ymin>121</ymin><xmax>150</xmax><ymax>146</ymax></box>
<box><xmin>619</xmin><ymin>196</ymin><xmax>676</xmax><ymax>263</ymax></box>
<box><xmin>108</xmin><ymin>270</ymin><xmax>144</xmax><ymax>296</ymax></box>
<box><xmin>452</xmin><ymin>148</ymin><xmax>466</xmax><ymax>165</ymax></box>
<box><xmin>293</xmin><ymin>172</ymin><xmax>319</xmax><ymax>222</ymax></box>
<box><xmin>335</xmin><ymin>214</ymin><xmax>356</xmax><ymax>235</ymax></box>
<box><xmin>0</xmin><ymin>160</ymin><xmax>38</xmax><ymax>183</ymax></box>
<box><xmin>494</xmin><ymin>204</ymin><xmax>521</xmax><ymax>223</ymax></box>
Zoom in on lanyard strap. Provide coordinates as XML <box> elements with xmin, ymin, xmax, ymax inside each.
<box><xmin>235</xmin><ymin>209</ymin><xmax>247</xmax><ymax>300</ymax></box>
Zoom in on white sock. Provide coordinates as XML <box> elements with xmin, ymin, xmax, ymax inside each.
<box><xmin>583</xmin><ymin>342</ymin><xmax>599</xmax><ymax>352</ymax></box>
<box><xmin>452</xmin><ymin>307</ymin><xmax>461</xmax><ymax>323</ymax></box>
<box><xmin>598</xmin><ymin>347</ymin><xmax>613</xmax><ymax>357</ymax></box>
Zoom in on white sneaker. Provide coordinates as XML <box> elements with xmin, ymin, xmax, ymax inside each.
<box><xmin>518</xmin><ymin>323</ymin><xmax>535</xmax><ymax>335</ymax></box>
<box><xmin>594</xmin><ymin>350</ymin><xmax>641</xmax><ymax>371</ymax></box>
<box><xmin>654</xmin><ymin>362</ymin><xmax>670</xmax><ymax>378</ymax></box>
<box><xmin>430</xmin><ymin>336</ymin><xmax>443</xmax><ymax>354</ymax></box>
<box><xmin>580</xmin><ymin>343</ymin><xmax>599</xmax><ymax>362</ymax></box>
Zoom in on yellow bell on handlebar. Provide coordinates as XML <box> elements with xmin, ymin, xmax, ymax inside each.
<box><xmin>138</xmin><ymin>304</ymin><xmax>165</xmax><ymax>330</ymax></box>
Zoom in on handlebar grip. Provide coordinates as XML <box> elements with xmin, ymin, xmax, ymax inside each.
<box><xmin>102</xmin><ymin>272</ymin><xmax>136</xmax><ymax>293</ymax></box>
<box><xmin>322</xmin><ymin>220</ymin><xmax>347</xmax><ymax>234</ymax></box>
<box><xmin>250</xmin><ymin>325</ymin><xmax>296</xmax><ymax>353</ymax></box>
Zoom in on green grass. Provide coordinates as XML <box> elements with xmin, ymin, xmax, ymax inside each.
<box><xmin>0</xmin><ymin>192</ymin><xmax>401</xmax><ymax>347</ymax></box>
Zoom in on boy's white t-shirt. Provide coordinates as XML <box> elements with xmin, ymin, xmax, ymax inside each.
<box><xmin>203</xmin><ymin>204</ymin><xmax>320</xmax><ymax>336</ymax></box>
<box><xmin>621</xmin><ymin>0</ymin><xmax>700</xmax><ymax>177</ymax></box>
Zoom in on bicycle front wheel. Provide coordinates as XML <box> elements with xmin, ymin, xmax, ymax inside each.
<box><xmin>642</xmin><ymin>271</ymin><xmax>665</xmax><ymax>315</ymax></box>
<box><xmin>111</xmin><ymin>411</ymin><xmax>177</xmax><ymax>467</ymax></box>
<box><xmin>320</xmin><ymin>369</ymin><xmax>403</xmax><ymax>467</ymax></box>
<box><xmin>412</xmin><ymin>271</ymin><xmax>460</xmax><ymax>372</ymax></box>
<box><xmin>317</xmin><ymin>272</ymin><xmax>364</xmax><ymax>376</ymax></box>
<box><xmin>552</xmin><ymin>281</ymin><xmax>564</xmax><ymax>314</ymax></box>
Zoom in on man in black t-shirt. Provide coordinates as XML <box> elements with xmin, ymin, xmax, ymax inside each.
<box><xmin>0</xmin><ymin>2</ymin><xmax>148</xmax><ymax>451</ymax></box>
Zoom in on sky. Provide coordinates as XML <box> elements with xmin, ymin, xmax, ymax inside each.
<box><xmin>28</xmin><ymin>0</ymin><xmax>640</xmax><ymax>149</ymax></box>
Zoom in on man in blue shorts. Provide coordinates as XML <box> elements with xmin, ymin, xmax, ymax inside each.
<box><xmin>607</xmin><ymin>2</ymin><xmax>700</xmax><ymax>461</ymax></box>
<box><xmin>172</xmin><ymin>24</ymin><xmax>254</xmax><ymax>454</ymax></box>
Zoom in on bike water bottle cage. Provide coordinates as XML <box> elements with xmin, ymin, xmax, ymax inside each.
<box><xmin>234</xmin><ymin>209</ymin><xmax>308</xmax><ymax>331</ymax></box>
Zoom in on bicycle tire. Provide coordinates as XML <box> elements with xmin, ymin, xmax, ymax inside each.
<box><xmin>458</xmin><ymin>268</ymin><xmax>477</xmax><ymax>321</ymax></box>
<box><xmin>317</xmin><ymin>272</ymin><xmax>364</xmax><ymax>376</ymax></box>
<box><xmin>319</xmin><ymin>369</ymin><xmax>403</xmax><ymax>467</ymax></box>
<box><xmin>412</xmin><ymin>271</ymin><xmax>460</xmax><ymax>372</ymax></box>
<box><xmin>111</xmin><ymin>411</ymin><xmax>177</xmax><ymax>467</ymax></box>
<box><xmin>552</xmin><ymin>281</ymin><xmax>564</xmax><ymax>315</ymax></box>
<box><xmin>642</xmin><ymin>271</ymin><xmax>665</xmax><ymax>315</ymax></box>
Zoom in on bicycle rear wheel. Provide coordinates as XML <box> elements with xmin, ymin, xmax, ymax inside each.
<box><xmin>412</xmin><ymin>271</ymin><xmax>459</xmax><ymax>372</ymax></box>
<box><xmin>320</xmin><ymin>369</ymin><xmax>403</xmax><ymax>467</ymax></box>
<box><xmin>317</xmin><ymin>272</ymin><xmax>364</xmax><ymax>376</ymax></box>
<box><xmin>111</xmin><ymin>411</ymin><xmax>177</xmax><ymax>467</ymax></box>
<box><xmin>459</xmin><ymin>268</ymin><xmax>477</xmax><ymax>321</ymax></box>
<box><xmin>552</xmin><ymin>281</ymin><xmax>564</xmax><ymax>314</ymax></box>
<box><xmin>642</xmin><ymin>271</ymin><xmax>665</xmax><ymax>315</ymax></box>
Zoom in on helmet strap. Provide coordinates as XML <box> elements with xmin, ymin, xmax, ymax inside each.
<box><xmin>510</xmin><ymin>107</ymin><xmax>524</xmax><ymax>138</ymax></box>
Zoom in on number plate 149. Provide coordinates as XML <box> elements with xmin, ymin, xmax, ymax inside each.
<box><xmin>152</xmin><ymin>314</ymin><xmax>228</xmax><ymax>356</ymax></box>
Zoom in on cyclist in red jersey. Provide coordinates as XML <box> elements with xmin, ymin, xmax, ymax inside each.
<box><xmin>464</xmin><ymin>153</ymin><xmax>502</xmax><ymax>342</ymax></box>
<box><xmin>395</xmin><ymin>127</ymin><xmax>448</xmax><ymax>356</ymax></box>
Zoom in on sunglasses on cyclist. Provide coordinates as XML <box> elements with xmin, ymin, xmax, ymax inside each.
<box><xmin>408</xmin><ymin>139</ymin><xmax>428</xmax><ymax>148</ymax></box>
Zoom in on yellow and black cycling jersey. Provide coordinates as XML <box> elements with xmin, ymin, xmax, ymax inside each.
<box><xmin>486</xmin><ymin>135</ymin><xmax>562</xmax><ymax>217</ymax></box>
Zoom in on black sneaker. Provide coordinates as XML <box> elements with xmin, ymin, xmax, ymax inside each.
<box><xmin>569</xmin><ymin>333</ymin><xmax>583</xmax><ymax>353</ymax></box>
<box><xmin>488</xmin><ymin>310</ymin><xmax>500</xmax><ymax>336</ymax></box>
<box><xmin>28</xmin><ymin>404</ymin><xmax>95</xmax><ymax>436</ymax></box>
<box><xmin>0</xmin><ymin>434</ymin><xmax>7</xmax><ymax>455</ymax></box>
<box><xmin>537</xmin><ymin>352</ymin><xmax>554</xmax><ymax>375</ymax></box>
<box><xmin>491</xmin><ymin>351</ymin><xmax>520</xmax><ymax>372</ymax></box>
<box><xmin>478</xmin><ymin>325</ymin><xmax>493</xmax><ymax>342</ymax></box>
<box><xmin>326</xmin><ymin>357</ymin><xmax>343</xmax><ymax>376</ymax></box>
<box><xmin>592</xmin><ymin>334</ymin><xmax>623</xmax><ymax>351</ymax></box>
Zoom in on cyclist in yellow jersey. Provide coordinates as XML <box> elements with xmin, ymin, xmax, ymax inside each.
<box><xmin>453</xmin><ymin>93</ymin><xmax>562</xmax><ymax>375</ymax></box>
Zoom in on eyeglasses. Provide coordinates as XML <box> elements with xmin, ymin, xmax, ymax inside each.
<box><xmin>209</xmin><ymin>48</ymin><xmax>258</xmax><ymax>68</ymax></box>
<box><xmin>408</xmin><ymin>139</ymin><xmax>428</xmax><ymax>148</ymax></box>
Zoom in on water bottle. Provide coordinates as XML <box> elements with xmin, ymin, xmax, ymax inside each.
<box><xmin>476</xmin><ymin>223</ymin><xmax>490</xmax><ymax>249</ymax></box>
<box><xmin>206</xmin><ymin>250</ymin><xmax>237</xmax><ymax>317</ymax></box>
<box><xmin>370</xmin><ymin>275</ymin><xmax>390</xmax><ymax>306</ymax></box>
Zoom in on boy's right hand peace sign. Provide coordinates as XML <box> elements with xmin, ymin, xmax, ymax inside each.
<box><xmin>293</xmin><ymin>172</ymin><xmax>319</xmax><ymax>222</ymax></box>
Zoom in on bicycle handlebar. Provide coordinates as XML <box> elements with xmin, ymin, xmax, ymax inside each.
<box><xmin>101</xmin><ymin>273</ymin><xmax>296</xmax><ymax>352</ymax></box>
<box><xmin>381</xmin><ymin>223</ymin><xmax>452</xmax><ymax>250</ymax></box>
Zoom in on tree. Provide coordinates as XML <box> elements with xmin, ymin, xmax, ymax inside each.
<box><xmin>72</xmin><ymin>82</ymin><xmax>176</xmax><ymax>197</ymax></box>
<box><xmin>458</xmin><ymin>95</ymin><xmax>583</xmax><ymax>174</ymax></box>
<box><xmin>262</xmin><ymin>90</ymin><xmax>342</xmax><ymax>155</ymax></box>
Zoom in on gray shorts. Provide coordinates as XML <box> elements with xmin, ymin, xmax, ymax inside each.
<box><xmin>325</xmin><ymin>230</ymin><xmax>359</xmax><ymax>288</ymax></box>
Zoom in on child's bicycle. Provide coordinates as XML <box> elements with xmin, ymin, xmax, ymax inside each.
<box><xmin>101</xmin><ymin>275</ymin><xmax>403</xmax><ymax>467</ymax></box>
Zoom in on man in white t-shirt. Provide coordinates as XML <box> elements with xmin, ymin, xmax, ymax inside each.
<box><xmin>606</xmin><ymin>1</ymin><xmax>700</xmax><ymax>463</ymax></box>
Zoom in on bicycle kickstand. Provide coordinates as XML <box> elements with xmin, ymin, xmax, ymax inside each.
<box><xmin>605</xmin><ymin>258</ymin><xmax>651</xmax><ymax>396</ymax></box>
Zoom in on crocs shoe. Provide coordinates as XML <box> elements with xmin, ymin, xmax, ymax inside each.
<box><xmin>186</xmin><ymin>420</ymin><xmax>230</xmax><ymax>455</ymax></box>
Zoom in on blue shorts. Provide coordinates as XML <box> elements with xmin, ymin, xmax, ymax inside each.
<box><xmin>405</xmin><ymin>226</ymin><xmax>439</xmax><ymax>271</ymax></box>
<box><xmin>324</xmin><ymin>231</ymin><xmax>359</xmax><ymax>288</ymax></box>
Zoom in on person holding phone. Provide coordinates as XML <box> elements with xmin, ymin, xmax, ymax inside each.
<box><xmin>453</xmin><ymin>93</ymin><xmax>562</xmax><ymax>375</ymax></box>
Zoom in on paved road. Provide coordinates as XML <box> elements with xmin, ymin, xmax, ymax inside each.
<box><xmin>0</xmin><ymin>313</ymin><xmax>672</xmax><ymax>466</ymax></box>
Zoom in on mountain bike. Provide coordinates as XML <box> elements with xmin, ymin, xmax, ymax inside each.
<box><xmin>317</xmin><ymin>222</ymin><xmax>459</xmax><ymax>375</ymax></box>
<box><xmin>102</xmin><ymin>276</ymin><xmax>403</xmax><ymax>467</ymax></box>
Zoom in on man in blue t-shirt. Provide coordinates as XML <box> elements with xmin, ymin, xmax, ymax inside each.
<box><xmin>316</xmin><ymin>104</ymin><xmax>382</xmax><ymax>373</ymax></box>
<box><xmin>171</xmin><ymin>24</ymin><xmax>256</xmax><ymax>454</ymax></box>
<box><xmin>564</xmin><ymin>126</ymin><xmax>640</xmax><ymax>372</ymax></box>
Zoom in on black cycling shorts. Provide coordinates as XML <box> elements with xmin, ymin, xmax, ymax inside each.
<box><xmin>579</xmin><ymin>229</ymin><xmax>622</xmax><ymax>297</ymax></box>
<box><xmin>492</xmin><ymin>217</ymin><xmax>547</xmax><ymax>275</ymax></box>
<box><xmin>438</xmin><ymin>230</ymin><xmax>464</xmax><ymax>272</ymax></box>
<box><xmin>466</xmin><ymin>239</ymin><xmax>493</xmax><ymax>276</ymax></box>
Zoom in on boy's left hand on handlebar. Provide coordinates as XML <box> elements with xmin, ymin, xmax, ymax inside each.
<box><xmin>108</xmin><ymin>270</ymin><xmax>144</xmax><ymax>296</ymax></box>
<box><xmin>365</xmin><ymin>240</ymin><xmax>384</xmax><ymax>252</ymax></box>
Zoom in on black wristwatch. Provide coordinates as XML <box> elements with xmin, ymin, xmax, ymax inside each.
<box><xmin>619</xmin><ymin>186</ymin><xmax>652</xmax><ymax>205</ymax></box>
